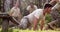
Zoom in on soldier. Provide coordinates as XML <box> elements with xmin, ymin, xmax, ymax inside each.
<box><xmin>8</xmin><ymin>0</ymin><xmax>21</xmax><ymax>27</ymax></box>
<box><xmin>26</xmin><ymin>2</ymin><xmax>38</xmax><ymax>14</ymax></box>
<box><xmin>19</xmin><ymin>4</ymin><xmax>52</xmax><ymax>30</ymax></box>
<box><xmin>44</xmin><ymin>0</ymin><xmax>60</xmax><ymax>30</ymax></box>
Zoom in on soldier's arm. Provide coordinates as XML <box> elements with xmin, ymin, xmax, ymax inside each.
<box><xmin>18</xmin><ymin>9</ymin><xmax>22</xmax><ymax>19</ymax></box>
<box><xmin>33</xmin><ymin>16</ymin><xmax>38</xmax><ymax>30</ymax></box>
<box><xmin>33</xmin><ymin>9</ymin><xmax>42</xmax><ymax>30</ymax></box>
<box><xmin>40</xmin><ymin>16</ymin><xmax>45</xmax><ymax>30</ymax></box>
<box><xmin>9</xmin><ymin>8</ymin><xmax>14</xmax><ymax>16</ymax></box>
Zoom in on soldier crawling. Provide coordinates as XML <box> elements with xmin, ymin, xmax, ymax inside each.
<box><xmin>19</xmin><ymin>4</ymin><xmax>52</xmax><ymax>30</ymax></box>
<box><xmin>8</xmin><ymin>0</ymin><xmax>21</xmax><ymax>27</ymax></box>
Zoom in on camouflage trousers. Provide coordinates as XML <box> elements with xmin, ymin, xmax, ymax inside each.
<box><xmin>18</xmin><ymin>16</ymin><xmax>31</xmax><ymax>29</ymax></box>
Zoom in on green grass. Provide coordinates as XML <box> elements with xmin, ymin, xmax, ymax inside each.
<box><xmin>0</xmin><ymin>28</ymin><xmax>60</xmax><ymax>32</ymax></box>
<box><xmin>0</xmin><ymin>28</ymin><xmax>1</xmax><ymax>32</ymax></box>
<box><xmin>12</xmin><ymin>29</ymin><xmax>60</xmax><ymax>32</ymax></box>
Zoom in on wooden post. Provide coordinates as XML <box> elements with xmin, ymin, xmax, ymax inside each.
<box><xmin>0</xmin><ymin>0</ymin><xmax>19</xmax><ymax>32</ymax></box>
<box><xmin>2</xmin><ymin>18</ymin><xmax>9</xmax><ymax>32</ymax></box>
<box><xmin>0</xmin><ymin>13</ymin><xmax>19</xmax><ymax>32</ymax></box>
<box><xmin>1</xmin><ymin>0</ymin><xmax>9</xmax><ymax>32</ymax></box>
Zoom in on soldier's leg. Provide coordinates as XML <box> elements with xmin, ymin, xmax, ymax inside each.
<box><xmin>18</xmin><ymin>16</ymin><xmax>29</xmax><ymax>29</ymax></box>
<box><xmin>40</xmin><ymin>20</ymin><xmax>45</xmax><ymax>30</ymax></box>
<box><xmin>27</xmin><ymin>22</ymin><xmax>32</xmax><ymax>30</ymax></box>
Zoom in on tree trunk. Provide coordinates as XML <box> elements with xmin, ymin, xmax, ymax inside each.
<box><xmin>4</xmin><ymin>0</ymin><xmax>11</xmax><ymax>12</ymax></box>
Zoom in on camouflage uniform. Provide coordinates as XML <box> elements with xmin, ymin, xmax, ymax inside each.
<box><xmin>18</xmin><ymin>16</ymin><xmax>31</xmax><ymax>29</ymax></box>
